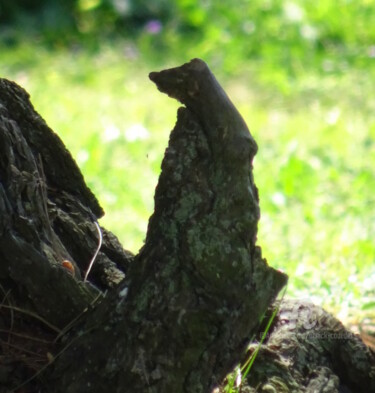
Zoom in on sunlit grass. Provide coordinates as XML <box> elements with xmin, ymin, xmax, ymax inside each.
<box><xmin>1</xmin><ymin>38</ymin><xmax>374</xmax><ymax>324</ymax></box>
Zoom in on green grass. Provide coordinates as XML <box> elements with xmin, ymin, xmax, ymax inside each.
<box><xmin>224</xmin><ymin>287</ymin><xmax>286</xmax><ymax>392</ymax></box>
<box><xmin>1</xmin><ymin>36</ymin><xmax>374</xmax><ymax>325</ymax></box>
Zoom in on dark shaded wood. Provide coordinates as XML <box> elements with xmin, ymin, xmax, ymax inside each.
<box><xmin>3</xmin><ymin>60</ymin><xmax>371</xmax><ymax>393</ymax></box>
<box><xmin>48</xmin><ymin>58</ymin><xmax>287</xmax><ymax>392</ymax></box>
<box><xmin>0</xmin><ymin>79</ymin><xmax>103</xmax><ymax>219</ymax></box>
<box><xmin>0</xmin><ymin>78</ymin><xmax>132</xmax><ymax>389</ymax></box>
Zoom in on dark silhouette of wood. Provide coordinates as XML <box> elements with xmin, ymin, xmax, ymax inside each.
<box><xmin>47</xmin><ymin>58</ymin><xmax>287</xmax><ymax>392</ymax></box>
<box><xmin>0</xmin><ymin>60</ymin><xmax>373</xmax><ymax>393</ymax></box>
<box><xmin>0</xmin><ymin>77</ymin><xmax>132</xmax><ymax>390</ymax></box>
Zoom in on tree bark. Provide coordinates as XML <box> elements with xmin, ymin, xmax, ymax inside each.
<box><xmin>1</xmin><ymin>60</ymin><xmax>372</xmax><ymax>393</ymax></box>
<box><xmin>235</xmin><ymin>299</ymin><xmax>375</xmax><ymax>393</ymax></box>
<box><xmin>48</xmin><ymin>58</ymin><xmax>286</xmax><ymax>392</ymax></box>
<box><xmin>0</xmin><ymin>77</ymin><xmax>132</xmax><ymax>390</ymax></box>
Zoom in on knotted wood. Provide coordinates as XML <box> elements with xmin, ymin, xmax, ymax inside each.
<box><xmin>1</xmin><ymin>59</ymin><xmax>373</xmax><ymax>393</ymax></box>
<box><xmin>0</xmin><ymin>78</ymin><xmax>132</xmax><ymax>389</ymax></box>
<box><xmin>1</xmin><ymin>60</ymin><xmax>289</xmax><ymax>392</ymax></box>
<box><xmin>49</xmin><ymin>59</ymin><xmax>287</xmax><ymax>392</ymax></box>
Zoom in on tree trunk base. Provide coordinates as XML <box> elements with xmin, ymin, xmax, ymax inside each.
<box><xmin>0</xmin><ymin>61</ymin><xmax>373</xmax><ymax>393</ymax></box>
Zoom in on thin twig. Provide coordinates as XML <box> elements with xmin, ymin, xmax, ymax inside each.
<box><xmin>0</xmin><ymin>286</ymin><xmax>12</xmax><ymax>306</ymax></box>
<box><xmin>83</xmin><ymin>220</ymin><xmax>103</xmax><ymax>282</ymax></box>
<box><xmin>0</xmin><ymin>285</ymin><xmax>14</xmax><ymax>344</ymax></box>
<box><xmin>1</xmin><ymin>339</ymin><xmax>47</xmax><ymax>359</ymax></box>
<box><xmin>0</xmin><ymin>304</ymin><xmax>61</xmax><ymax>334</ymax></box>
<box><xmin>0</xmin><ymin>329</ymin><xmax>54</xmax><ymax>344</ymax></box>
<box><xmin>11</xmin><ymin>323</ymin><xmax>99</xmax><ymax>392</ymax></box>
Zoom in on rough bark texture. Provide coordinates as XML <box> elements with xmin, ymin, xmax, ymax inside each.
<box><xmin>231</xmin><ymin>299</ymin><xmax>375</xmax><ymax>393</ymax></box>
<box><xmin>0</xmin><ymin>79</ymin><xmax>132</xmax><ymax>322</ymax></box>
<box><xmin>0</xmin><ymin>60</ymin><xmax>373</xmax><ymax>393</ymax></box>
<box><xmin>48</xmin><ymin>59</ymin><xmax>287</xmax><ymax>392</ymax></box>
<box><xmin>0</xmin><ymin>77</ymin><xmax>132</xmax><ymax>389</ymax></box>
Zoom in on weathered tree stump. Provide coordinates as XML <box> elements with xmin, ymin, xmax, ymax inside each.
<box><xmin>48</xmin><ymin>59</ymin><xmax>286</xmax><ymax>392</ymax></box>
<box><xmin>235</xmin><ymin>299</ymin><xmax>375</xmax><ymax>393</ymax></box>
<box><xmin>0</xmin><ymin>59</ymin><xmax>373</xmax><ymax>393</ymax></box>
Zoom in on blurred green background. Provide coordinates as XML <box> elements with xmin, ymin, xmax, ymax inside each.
<box><xmin>1</xmin><ymin>0</ymin><xmax>374</xmax><ymax>324</ymax></box>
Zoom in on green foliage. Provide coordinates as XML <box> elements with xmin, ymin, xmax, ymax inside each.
<box><xmin>2</xmin><ymin>1</ymin><xmax>375</xmax><ymax>75</ymax></box>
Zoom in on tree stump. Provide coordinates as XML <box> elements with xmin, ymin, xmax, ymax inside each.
<box><xmin>1</xmin><ymin>59</ymin><xmax>372</xmax><ymax>393</ymax></box>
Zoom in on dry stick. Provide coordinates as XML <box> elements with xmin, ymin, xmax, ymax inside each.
<box><xmin>83</xmin><ymin>221</ymin><xmax>103</xmax><ymax>282</ymax></box>
<box><xmin>0</xmin><ymin>304</ymin><xmax>61</xmax><ymax>334</ymax></box>
<box><xmin>0</xmin><ymin>285</ymin><xmax>12</xmax><ymax>305</ymax></box>
<box><xmin>12</xmin><ymin>323</ymin><xmax>99</xmax><ymax>392</ymax></box>
<box><xmin>0</xmin><ymin>285</ymin><xmax>15</xmax><ymax>344</ymax></box>
<box><xmin>1</xmin><ymin>340</ymin><xmax>48</xmax><ymax>359</ymax></box>
<box><xmin>8</xmin><ymin>303</ymin><xmax>14</xmax><ymax>345</ymax></box>
<box><xmin>1</xmin><ymin>290</ymin><xmax>102</xmax><ymax>391</ymax></box>
<box><xmin>0</xmin><ymin>330</ymin><xmax>54</xmax><ymax>344</ymax></box>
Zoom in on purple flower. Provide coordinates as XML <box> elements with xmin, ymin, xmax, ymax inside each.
<box><xmin>145</xmin><ymin>20</ymin><xmax>162</xmax><ymax>35</ymax></box>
